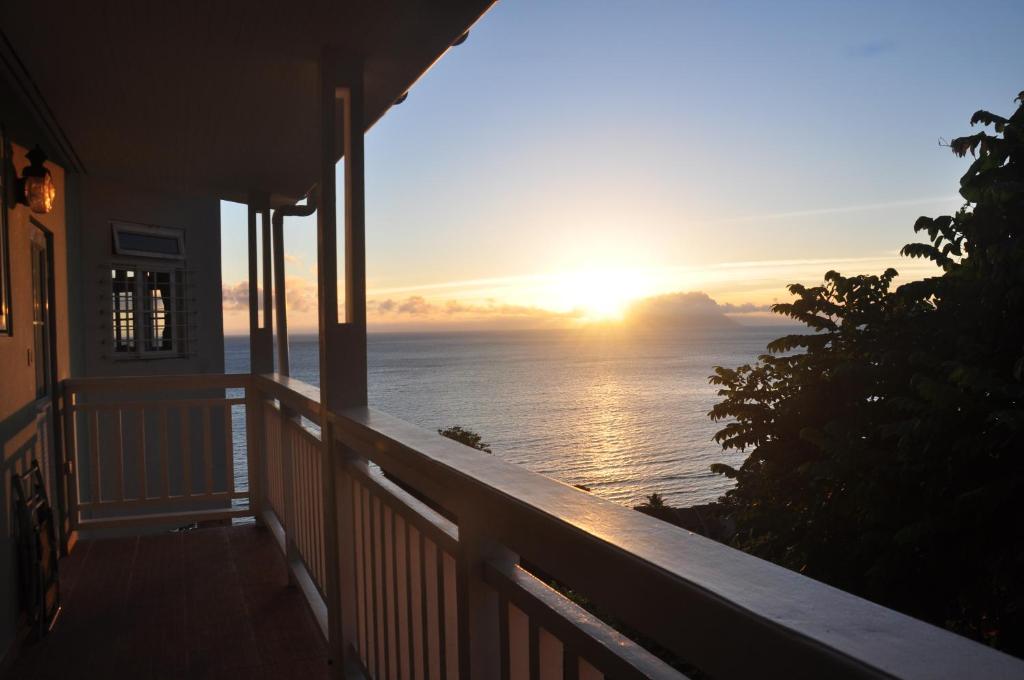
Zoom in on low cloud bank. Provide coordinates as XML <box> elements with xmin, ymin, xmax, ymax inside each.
<box><xmin>626</xmin><ymin>292</ymin><xmax>735</xmax><ymax>329</ymax></box>
<box><xmin>224</xmin><ymin>279</ymin><xmax>790</xmax><ymax>332</ymax></box>
<box><xmin>372</xmin><ymin>296</ymin><xmax>583</xmax><ymax>322</ymax></box>
<box><xmin>624</xmin><ymin>292</ymin><xmax>786</xmax><ymax>329</ymax></box>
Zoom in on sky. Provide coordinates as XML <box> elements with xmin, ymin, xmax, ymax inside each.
<box><xmin>221</xmin><ymin>0</ymin><xmax>1024</xmax><ymax>334</ymax></box>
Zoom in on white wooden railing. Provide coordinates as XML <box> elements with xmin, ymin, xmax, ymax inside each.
<box><xmin>62</xmin><ymin>372</ymin><xmax>1024</xmax><ymax>679</ymax></box>
<box><xmin>63</xmin><ymin>374</ymin><xmax>255</xmax><ymax>530</ymax></box>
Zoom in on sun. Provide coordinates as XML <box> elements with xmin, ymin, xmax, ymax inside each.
<box><xmin>550</xmin><ymin>269</ymin><xmax>653</xmax><ymax>321</ymax></box>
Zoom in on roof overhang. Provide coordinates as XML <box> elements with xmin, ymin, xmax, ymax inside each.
<box><xmin>0</xmin><ymin>1</ymin><xmax>494</xmax><ymax>207</ymax></box>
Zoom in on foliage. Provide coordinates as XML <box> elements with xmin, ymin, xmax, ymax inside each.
<box><xmin>438</xmin><ymin>425</ymin><xmax>492</xmax><ymax>453</ymax></box>
<box><xmin>709</xmin><ymin>92</ymin><xmax>1024</xmax><ymax>654</ymax></box>
<box><xmin>639</xmin><ymin>492</ymin><xmax>667</xmax><ymax>509</ymax></box>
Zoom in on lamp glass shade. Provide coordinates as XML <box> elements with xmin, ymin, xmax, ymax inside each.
<box><xmin>24</xmin><ymin>172</ymin><xmax>55</xmax><ymax>214</ymax></box>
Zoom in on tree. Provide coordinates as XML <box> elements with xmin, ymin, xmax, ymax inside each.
<box><xmin>438</xmin><ymin>425</ymin><xmax>492</xmax><ymax>453</ymax></box>
<box><xmin>708</xmin><ymin>92</ymin><xmax>1024</xmax><ymax>654</ymax></box>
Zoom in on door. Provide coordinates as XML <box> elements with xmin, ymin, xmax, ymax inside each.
<box><xmin>31</xmin><ymin>235</ymin><xmax>50</xmax><ymax>399</ymax></box>
<box><xmin>28</xmin><ymin>219</ymin><xmax>67</xmax><ymax>551</ymax></box>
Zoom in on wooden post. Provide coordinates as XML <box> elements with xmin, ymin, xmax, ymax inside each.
<box><xmin>317</xmin><ymin>50</ymin><xmax>368</xmax><ymax>675</ymax></box>
<box><xmin>457</xmin><ymin>507</ymin><xmax>518</xmax><ymax>677</ymax></box>
<box><xmin>272</xmin><ymin>213</ymin><xmax>290</xmax><ymax>376</ymax></box>
<box><xmin>247</xmin><ymin>196</ymin><xmax>273</xmax><ymax>525</ymax></box>
<box><xmin>248</xmin><ymin>197</ymin><xmax>274</xmax><ymax>375</ymax></box>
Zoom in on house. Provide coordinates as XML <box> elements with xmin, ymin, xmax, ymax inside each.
<box><xmin>0</xmin><ymin>3</ymin><xmax>1022</xmax><ymax>678</ymax></box>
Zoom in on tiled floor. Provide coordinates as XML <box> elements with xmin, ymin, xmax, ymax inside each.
<box><xmin>5</xmin><ymin>526</ymin><xmax>330</xmax><ymax>679</ymax></box>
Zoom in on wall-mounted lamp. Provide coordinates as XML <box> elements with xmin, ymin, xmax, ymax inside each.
<box><xmin>17</xmin><ymin>145</ymin><xmax>56</xmax><ymax>214</ymax></box>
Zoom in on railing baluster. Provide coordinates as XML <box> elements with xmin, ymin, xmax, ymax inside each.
<box><xmin>528</xmin><ymin>619</ymin><xmax>540</xmax><ymax>680</ymax></box>
<box><xmin>316</xmin><ymin>440</ymin><xmax>325</xmax><ymax>588</ymax></box>
<box><xmin>353</xmin><ymin>479</ymin><xmax>367</xmax><ymax>663</ymax></box>
<box><xmin>508</xmin><ymin>602</ymin><xmax>529</xmax><ymax>680</ymax></box>
<box><xmin>280</xmin><ymin>408</ymin><xmax>298</xmax><ymax>585</ymax></box>
<box><xmin>203</xmin><ymin>405</ymin><xmax>213</xmax><ymax>494</ymax></box>
<box><xmin>159</xmin><ymin>406</ymin><xmax>169</xmax><ymax>499</ymax></box>
<box><xmin>63</xmin><ymin>386</ymin><xmax>80</xmax><ymax>533</ymax></box>
<box><xmin>181</xmin><ymin>405</ymin><xmax>191</xmax><ymax>497</ymax></box>
<box><xmin>384</xmin><ymin>504</ymin><xmax>394</xmax><ymax>679</ymax></box>
<box><xmin>563</xmin><ymin>649</ymin><xmax>579</xmax><ymax>680</ymax></box>
<box><xmin>499</xmin><ymin>594</ymin><xmax>511</xmax><ymax>680</ymax></box>
<box><xmin>394</xmin><ymin>512</ymin><xmax>408</xmax><ymax>680</ymax></box>
<box><xmin>244</xmin><ymin>384</ymin><xmax>263</xmax><ymax>522</ymax></box>
<box><xmin>578</xmin><ymin>659</ymin><xmax>602</xmax><ymax>680</ymax></box>
<box><xmin>137</xmin><ymin>407</ymin><xmax>147</xmax><ymax>501</ymax></box>
<box><xmin>436</xmin><ymin>541</ymin><xmax>446</xmax><ymax>680</ymax></box>
<box><xmin>364</xmin><ymin>486</ymin><xmax>377</xmax><ymax>676</ymax></box>
<box><xmin>224</xmin><ymin>403</ymin><xmax>235</xmax><ymax>497</ymax></box>
<box><xmin>90</xmin><ymin>408</ymin><xmax>101</xmax><ymax>505</ymax></box>
<box><xmin>372</xmin><ymin>491</ymin><xmax>385</xmax><ymax>675</ymax></box>
<box><xmin>538</xmin><ymin>629</ymin><xmax>562</xmax><ymax>680</ymax></box>
<box><xmin>114</xmin><ymin>408</ymin><xmax>125</xmax><ymax>502</ymax></box>
<box><xmin>406</xmin><ymin>521</ymin><xmax>418</xmax><ymax>680</ymax></box>
<box><xmin>378</xmin><ymin>497</ymin><xmax>390</xmax><ymax>680</ymax></box>
<box><xmin>423</xmin><ymin>534</ymin><xmax>436</xmax><ymax>680</ymax></box>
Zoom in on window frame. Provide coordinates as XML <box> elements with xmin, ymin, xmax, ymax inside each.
<box><xmin>111</xmin><ymin>221</ymin><xmax>186</xmax><ymax>260</ymax></box>
<box><xmin>110</xmin><ymin>261</ymin><xmax>188</xmax><ymax>359</ymax></box>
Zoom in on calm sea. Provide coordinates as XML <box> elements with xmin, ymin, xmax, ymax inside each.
<box><xmin>226</xmin><ymin>326</ymin><xmax>787</xmax><ymax>508</ymax></box>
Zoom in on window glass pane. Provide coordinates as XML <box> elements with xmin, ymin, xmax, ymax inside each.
<box><xmin>118</xmin><ymin>231</ymin><xmax>181</xmax><ymax>256</ymax></box>
<box><xmin>143</xmin><ymin>270</ymin><xmax>174</xmax><ymax>351</ymax></box>
<box><xmin>111</xmin><ymin>268</ymin><xmax>136</xmax><ymax>352</ymax></box>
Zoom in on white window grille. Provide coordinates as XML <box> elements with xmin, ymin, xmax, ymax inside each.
<box><xmin>106</xmin><ymin>264</ymin><xmax>194</xmax><ymax>358</ymax></box>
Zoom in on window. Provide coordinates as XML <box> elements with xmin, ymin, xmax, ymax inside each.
<box><xmin>110</xmin><ymin>265</ymin><xmax>189</xmax><ymax>357</ymax></box>
<box><xmin>112</xmin><ymin>221</ymin><xmax>185</xmax><ymax>259</ymax></box>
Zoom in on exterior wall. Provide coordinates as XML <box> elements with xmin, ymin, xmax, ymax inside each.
<box><xmin>0</xmin><ymin>142</ymin><xmax>69</xmax><ymax>664</ymax></box>
<box><xmin>74</xmin><ymin>175</ymin><xmax>223</xmax><ymax>377</ymax></box>
<box><xmin>69</xmin><ymin>177</ymin><xmax>228</xmax><ymax>528</ymax></box>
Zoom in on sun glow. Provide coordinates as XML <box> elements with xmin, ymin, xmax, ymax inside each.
<box><xmin>549</xmin><ymin>269</ymin><xmax>656</xmax><ymax>321</ymax></box>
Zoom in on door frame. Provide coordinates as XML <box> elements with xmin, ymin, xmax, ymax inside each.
<box><xmin>28</xmin><ymin>217</ymin><xmax>68</xmax><ymax>553</ymax></box>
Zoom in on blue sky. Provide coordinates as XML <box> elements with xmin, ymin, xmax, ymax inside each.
<box><xmin>222</xmin><ymin>0</ymin><xmax>1024</xmax><ymax>332</ymax></box>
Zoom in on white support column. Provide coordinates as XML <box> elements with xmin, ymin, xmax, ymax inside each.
<box><xmin>248</xmin><ymin>196</ymin><xmax>274</xmax><ymax>375</ymax></box>
<box><xmin>271</xmin><ymin>205</ymin><xmax>301</xmax><ymax>582</ymax></box>
<box><xmin>246</xmin><ymin>197</ymin><xmax>273</xmax><ymax>526</ymax></box>
<box><xmin>316</xmin><ymin>50</ymin><xmax>367</xmax><ymax>674</ymax></box>
<box><xmin>272</xmin><ymin>214</ymin><xmax>290</xmax><ymax>376</ymax></box>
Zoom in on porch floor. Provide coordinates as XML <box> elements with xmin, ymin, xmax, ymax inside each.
<box><xmin>6</xmin><ymin>525</ymin><xmax>329</xmax><ymax>680</ymax></box>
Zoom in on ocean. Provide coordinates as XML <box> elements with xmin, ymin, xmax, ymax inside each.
<box><xmin>226</xmin><ymin>326</ymin><xmax>788</xmax><ymax>508</ymax></box>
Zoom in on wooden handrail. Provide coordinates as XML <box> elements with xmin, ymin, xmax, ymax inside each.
<box><xmin>65</xmin><ymin>373</ymin><xmax>250</xmax><ymax>392</ymax></box>
<box><xmin>331</xmin><ymin>406</ymin><xmax>1024</xmax><ymax>680</ymax></box>
<box><xmin>255</xmin><ymin>373</ymin><xmax>322</xmax><ymax>421</ymax></box>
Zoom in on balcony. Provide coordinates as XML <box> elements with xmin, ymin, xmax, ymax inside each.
<box><xmin>7</xmin><ymin>373</ymin><xmax>1022</xmax><ymax>679</ymax></box>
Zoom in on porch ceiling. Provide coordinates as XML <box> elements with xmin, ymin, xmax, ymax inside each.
<box><xmin>0</xmin><ymin>0</ymin><xmax>493</xmax><ymax>207</ymax></box>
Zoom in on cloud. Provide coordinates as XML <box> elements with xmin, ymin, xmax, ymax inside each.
<box><xmin>846</xmin><ymin>38</ymin><xmax>896</xmax><ymax>58</ymax></box>
<box><xmin>222</xmin><ymin>277</ymin><xmax>317</xmax><ymax>315</ymax></box>
<box><xmin>719</xmin><ymin>301</ymin><xmax>773</xmax><ymax>314</ymax></box>
<box><xmin>625</xmin><ymin>291</ymin><xmax>737</xmax><ymax>328</ymax></box>
<box><xmin>284</xmin><ymin>253</ymin><xmax>302</xmax><ymax>265</ymax></box>
<box><xmin>397</xmin><ymin>296</ymin><xmax>434</xmax><ymax>315</ymax></box>
<box><xmin>284</xmin><ymin>276</ymin><xmax>317</xmax><ymax>313</ymax></box>
<box><xmin>222</xmin><ymin>281</ymin><xmax>253</xmax><ymax>311</ymax></box>
<box><xmin>369</xmin><ymin>296</ymin><xmax>583</xmax><ymax>322</ymax></box>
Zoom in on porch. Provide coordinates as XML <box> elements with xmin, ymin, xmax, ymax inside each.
<box><xmin>33</xmin><ymin>372</ymin><xmax>1024</xmax><ymax>679</ymax></box>
<box><xmin>0</xmin><ymin>2</ymin><xmax>1022</xmax><ymax>677</ymax></box>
